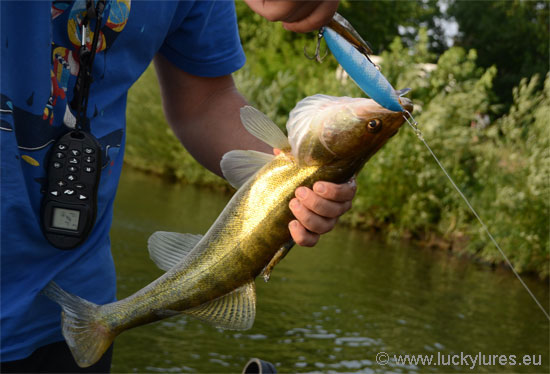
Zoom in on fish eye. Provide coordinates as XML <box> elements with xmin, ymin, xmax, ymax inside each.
<box><xmin>367</xmin><ymin>119</ymin><xmax>382</xmax><ymax>133</ymax></box>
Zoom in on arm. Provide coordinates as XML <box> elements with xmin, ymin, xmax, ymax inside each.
<box><xmin>154</xmin><ymin>54</ymin><xmax>354</xmax><ymax>246</ymax></box>
<box><xmin>154</xmin><ymin>54</ymin><xmax>268</xmax><ymax>176</ymax></box>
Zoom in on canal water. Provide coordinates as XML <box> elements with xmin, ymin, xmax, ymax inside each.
<box><xmin>110</xmin><ymin>167</ymin><xmax>549</xmax><ymax>373</ymax></box>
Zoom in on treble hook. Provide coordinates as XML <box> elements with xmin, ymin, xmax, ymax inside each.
<box><xmin>304</xmin><ymin>29</ymin><xmax>328</xmax><ymax>63</ymax></box>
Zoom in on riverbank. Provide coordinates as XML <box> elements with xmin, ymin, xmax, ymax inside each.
<box><xmin>111</xmin><ymin>166</ymin><xmax>550</xmax><ymax>373</ymax></box>
<box><xmin>125</xmin><ymin>63</ymin><xmax>548</xmax><ymax>279</ymax></box>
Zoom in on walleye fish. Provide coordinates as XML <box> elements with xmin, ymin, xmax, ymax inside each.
<box><xmin>43</xmin><ymin>94</ymin><xmax>412</xmax><ymax>367</ymax></box>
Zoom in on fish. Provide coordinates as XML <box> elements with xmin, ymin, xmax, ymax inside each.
<box><xmin>323</xmin><ymin>13</ymin><xmax>409</xmax><ymax>112</ymax></box>
<box><xmin>43</xmin><ymin>94</ymin><xmax>413</xmax><ymax>368</ymax></box>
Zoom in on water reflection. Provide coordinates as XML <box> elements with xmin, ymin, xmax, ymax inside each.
<box><xmin>110</xmin><ymin>168</ymin><xmax>549</xmax><ymax>373</ymax></box>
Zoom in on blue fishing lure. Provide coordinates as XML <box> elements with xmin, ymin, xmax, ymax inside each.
<box><xmin>323</xmin><ymin>27</ymin><xmax>403</xmax><ymax>112</ymax></box>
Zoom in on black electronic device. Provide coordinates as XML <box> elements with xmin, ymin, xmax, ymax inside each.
<box><xmin>41</xmin><ymin>131</ymin><xmax>101</xmax><ymax>249</ymax></box>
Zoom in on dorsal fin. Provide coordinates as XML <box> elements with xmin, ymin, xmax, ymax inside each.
<box><xmin>147</xmin><ymin>231</ymin><xmax>203</xmax><ymax>271</ymax></box>
<box><xmin>184</xmin><ymin>281</ymin><xmax>256</xmax><ymax>330</ymax></box>
<box><xmin>395</xmin><ymin>87</ymin><xmax>411</xmax><ymax>97</ymax></box>
<box><xmin>220</xmin><ymin>150</ymin><xmax>274</xmax><ymax>189</ymax></box>
<box><xmin>286</xmin><ymin>95</ymin><xmax>359</xmax><ymax>160</ymax></box>
<box><xmin>240</xmin><ymin>106</ymin><xmax>290</xmax><ymax>150</ymax></box>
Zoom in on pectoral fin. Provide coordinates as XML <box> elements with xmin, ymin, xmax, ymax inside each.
<box><xmin>184</xmin><ymin>281</ymin><xmax>256</xmax><ymax>330</ymax></box>
<box><xmin>240</xmin><ymin>106</ymin><xmax>290</xmax><ymax>150</ymax></box>
<box><xmin>221</xmin><ymin>150</ymin><xmax>274</xmax><ymax>189</ymax></box>
<box><xmin>148</xmin><ymin>231</ymin><xmax>203</xmax><ymax>271</ymax></box>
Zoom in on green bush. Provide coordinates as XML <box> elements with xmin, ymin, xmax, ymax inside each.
<box><xmin>125</xmin><ymin>13</ymin><xmax>549</xmax><ymax>278</ymax></box>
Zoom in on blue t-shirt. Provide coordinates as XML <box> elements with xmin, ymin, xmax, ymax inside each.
<box><xmin>0</xmin><ymin>0</ymin><xmax>245</xmax><ymax>361</ymax></box>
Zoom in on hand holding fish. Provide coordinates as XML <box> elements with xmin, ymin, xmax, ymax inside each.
<box><xmin>273</xmin><ymin>148</ymin><xmax>356</xmax><ymax>246</ymax></box>
<box><xmin>244</xmin><ymin>0</ymin><xmax>340</xmax><ymax>33</ymax></box>
<box><xmin>154</xmin><ymin>55</ymin><xmax>354</xmax><ymax>249</ymax></box>
<box><xmin>39</xmin><ymin>10</ymin><xmax>414</xmax><ymax>369</ymax></box>
<box><xmin>44</xmin><ymin>94</ymin><xmax>410</xmax><ymax>368</ymax></box>
<box><xmin>289</xmin><ymin>180</ymin><xmax>355</xmax><ymax>246</ymax></box>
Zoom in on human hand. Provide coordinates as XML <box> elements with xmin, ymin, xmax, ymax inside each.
<box><xmin>244</xmin><ymin>0</ymin><xmax>339</xmax><ymax>33</ymax></box>
<box><xmin>272</xmin><ymin>148</ymin><xmax>355</xmax><ymax>246</ymax></box>
<box><xmin>289</xmin><ymin>180</ymin><xmax>356</xmax><ymax>247</ymax></box>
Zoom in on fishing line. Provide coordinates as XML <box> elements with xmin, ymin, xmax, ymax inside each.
<box><xmin>402</xmin><ymin>110</ymin><xmax>550</xmax><ymax>322</ymax></box>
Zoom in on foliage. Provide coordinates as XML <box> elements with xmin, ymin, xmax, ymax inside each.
<box><xmin>125</xmin><ymin>7</ymin><xmax>549</xmax><ymax>278</ymax></box>
<box><xmin>448</xmin><ymin>0</ymin><xmax>550</xmax><ymax>108</ymax></box>
<box><xmin>348</xmin><ymin>34</ymin><xmax>549</xmax><ymax>277</ymax></box>
<box><xmin>337</xmin><ymin>0</ymin><xmax>444</xmax><ymax>54</ymax></box>
<box><xmin>473</xmin><ymin>74</ymin><xmax>550</xmax><ymax>275</ymax></box>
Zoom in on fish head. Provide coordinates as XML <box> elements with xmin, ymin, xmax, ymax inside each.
<box><xmin>287</xmin><ymin>95</ymin><xmax>412</xmax><ymax>166</ymax></box>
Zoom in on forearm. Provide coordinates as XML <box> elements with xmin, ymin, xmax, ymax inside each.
<box><xmin>154</xmin><ymin>54</ymin><xmax>270</xmax><ymax>176</ymax></box>
<box><xmin>154</xmin><ymin>53</ymin><xmax>355</xmax><ymax>247</ymax></box>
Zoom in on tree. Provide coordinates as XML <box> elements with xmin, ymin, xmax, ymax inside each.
<box><xmin>338</xmin><ymin>0</ymin><xmax>445</xmax><ymax>55</ymax></box>
<box><xmin>448</xmin><ymin>0</ymin><xmax>550</xmax><ymax>108</ymax></box>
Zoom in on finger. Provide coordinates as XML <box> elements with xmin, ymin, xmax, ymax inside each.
<box><xmin>312</xmin><ymin>179</ymin><xmax>357</xmax><ymax>202</ymax></box>
<box><xmin>277</xmin><ymin>1</ymin><xmax>320</xmax><ymax>24</ymax></box>
<box><xmin>273</xmin><ymin>148</ymin><xmax>282</xmax><ymax>156</ymax></box>
<box><xmin>295</xmin><ymin>186</ymin><xmax>351</xmax><ymax>218</ymax></box>
<box><xmin>290</xmin><ymin>198</ymin><xmax>338</xmax><ymax>234</ymax></box>
<box><xmin>282</xmin><ymin>0</ymin><xmax>339</xmax><ymax>33</ymax></box>
<box><xmin>244</xmin><ymin>0</ymin><xmax>299</xmax><ymax>22</ymax></box>
<box><xmin>289</xmin><ymin>220</ymin><xmax>320</xmax><ymax>247</ymax></box>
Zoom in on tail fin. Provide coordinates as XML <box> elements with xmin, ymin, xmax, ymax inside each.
<box><xmin>42</xmin><ymin>282</ymin><xmax>114</xmax><ymax>368</ymax></box>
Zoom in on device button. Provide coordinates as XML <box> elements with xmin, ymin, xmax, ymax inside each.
<box><xmin>57</xmin><ymin>144</ymin><xmax>68</xmax><ymax>150</ymax></box>
<box><xmin>78</xmin><ymin>194</ymin><xmax>87</xmax><ymax>200</ymax></box>
<box><xmin>63</xmin><ymin>189</ymin><xmax>75</xmax><ymax>195</ymax></box>
<box><xmin>75</xmin><ymin>183</ymin><xmax>85</xmax><ymax>190</ymax></box>
<box><xmin>50</xmin><ymin>190</ymin><xmax>59</xmax><ymax>196</ymax></box>
<box><xmin>55</xmin><ymin>152</ymin><xmax>66</xmax><ymax>159</ymax></box>
<box><xmin>53</xmin><ymin>162</ymin><xmax>63</xmax><ymax>169</ymax></box>
<box><xmin>66</xmin><ymin>174</ymin><xmax>77</xmax><ymax>182</ymax></box>
<box><xmin>70</xmin><ymin>149</ymin><xmax>81</xmax><ymax>156</ymax></box>
<box><xmin>68</xmin><ymin>157</ymin><xmax>79</xmax><ymax>164</ymax></box>
<box><xmin>84</xmin><ymin>156</ymin><xmax>95</xmax><ymax>163</ymax></box>
<box><xmin>56</xmin><ymin>180</ymin><xmax>67</xmax><ymax>187</ymax></box>
<box><xmin>84</xmin><ymin>166</ymin><xmax>94</xmax><ymax>173</ymax></box>
<box><xmin>84</xmin><ymin>147</ymin><xmax>95</xmax><ymax>154</ymax></box>
<box><xmin>68</xmin><ymin>166</ymin><xmax>79</xmax><ymax>173</ymax></box>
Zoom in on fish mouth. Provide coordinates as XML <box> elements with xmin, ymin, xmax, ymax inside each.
<box><xmin>352</xmin><ymin>97</ymin><xmax>413</xmax><ymax>140</ymax></box>
<box><xmin>352</xmin><ymin>97</ymin><xmax>413</xmax><ymax>117</ymax></box>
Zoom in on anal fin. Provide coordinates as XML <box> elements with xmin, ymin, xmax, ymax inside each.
<box><xmin>184</xmin><ymin>281</ymin><xmax>256</xmax><ymax>330</ymax></box>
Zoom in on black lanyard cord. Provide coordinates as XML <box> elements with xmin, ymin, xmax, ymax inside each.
<box><xmin>71</xmin><ymin>0</ymin><xmax>105</xmax><ymax>132</ymax></box>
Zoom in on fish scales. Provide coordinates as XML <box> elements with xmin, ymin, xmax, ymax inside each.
<box><xmin>103</xmin><ymin>154</ymin><xmax>321</xmax><ymax>332</ymax></box>
<box><xmin>43</xmin><ymin>94</ymin><xmax>412</xmax><ymax>367</ymax></box>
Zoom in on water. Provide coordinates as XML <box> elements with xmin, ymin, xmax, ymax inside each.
<box><xmin>403</xmin><ymin>111</ymin><xmax>550</xmax><ymax>321</ymax></box>
<box><xmin>110</xmin><ymin>168</ymin><xmax>549</xmax><ymax>373</ymax></box>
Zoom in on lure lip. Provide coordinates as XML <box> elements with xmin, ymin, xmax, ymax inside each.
<box><xmin>326</xmin><ymin>12</ymin><xmax>374</xmax><ymax>59</ymax></box>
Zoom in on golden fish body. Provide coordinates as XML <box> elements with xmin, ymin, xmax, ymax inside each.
<box><xmin>110</xmin><ymin>155</ymin><xmax>319</xmax><ymax>329</ymax></box>
<box><xmin>43</xmin><ymin>94</ymin><xmax>412</xmax><ymax>367</ymax></box>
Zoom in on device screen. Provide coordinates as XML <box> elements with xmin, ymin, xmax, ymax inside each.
<box><xmin>51</xmin><ymin>207</ymin><xmax>80</xmax><ymax>231</ymax></box>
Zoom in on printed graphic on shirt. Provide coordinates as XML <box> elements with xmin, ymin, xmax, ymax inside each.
<box><xmin>1</xmin><ymin>94</ymin><xmax>122</xmax><ymax>170</ymax></box>
<box><xmin>1</xmin><ymin>0</ymin><xmax>130</xmax><ymax>174</ymax></box>
<box><xmin>47</xmin><ymin>0</ymin><xmax>131</xmax><ymax>128</ymax></box>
